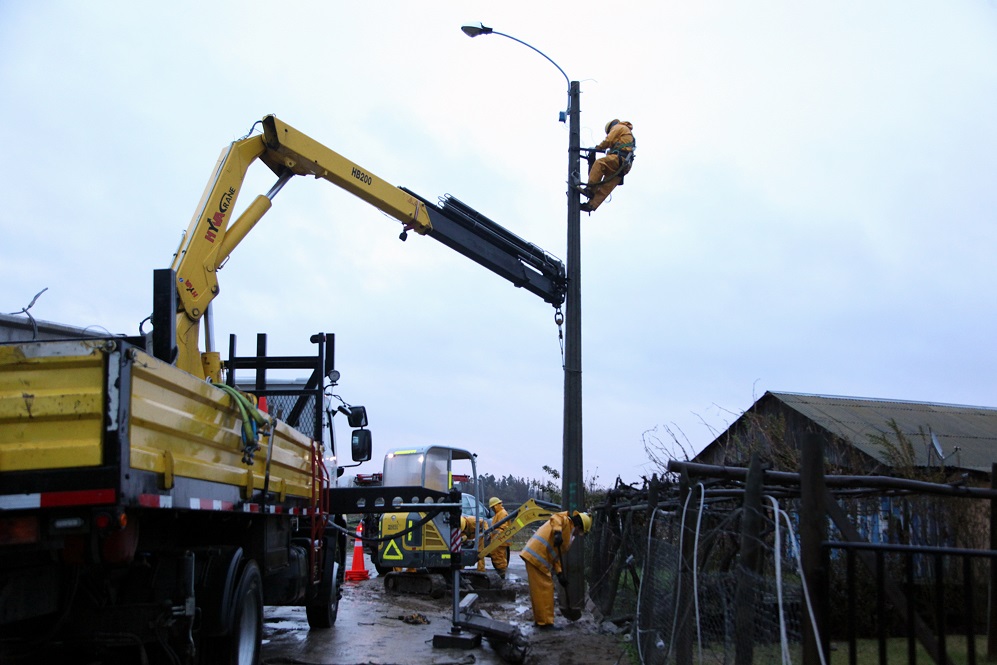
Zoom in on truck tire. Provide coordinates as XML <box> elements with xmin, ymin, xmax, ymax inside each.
<box><xmin>306</xmin><ymin>536</ymin><xmax>344</xmax><ymax>629</ymax></box>
<box><xmin>204</xmin><ymin>560</ymin><xmax>263</xmax><ymax>665</ymax></box>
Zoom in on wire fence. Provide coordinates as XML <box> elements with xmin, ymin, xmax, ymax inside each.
<box><xmin>584</xmin><ymin>467</ymin><xmax>997</xmax><ymax>665</ymax></box>
<box><xmin>588</xmin><ymin>483</ymin><xmax>809</xmax><ymax>665</ymax></box>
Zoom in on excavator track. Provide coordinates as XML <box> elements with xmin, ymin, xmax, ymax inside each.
<box><xmin>462</xmin><ymin>570</ymin><xmax>504</xmax><ymax>590</ymax></box>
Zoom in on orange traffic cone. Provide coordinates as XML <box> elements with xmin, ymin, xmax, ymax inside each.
<box><xmin>345</xmin><ymin>522</ymin><xmax>369</xmax><ymax>581</ymax></box>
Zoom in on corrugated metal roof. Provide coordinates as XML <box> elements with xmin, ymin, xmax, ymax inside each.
<box><xmin>769</xmin><ymin>391</ymin><xmax>997</xmax><ymax>473</ymax></box>
<box><xmin>0</xmin><ymin>313</ymin><xmax>91</xmax><ymax>342</ymax></box>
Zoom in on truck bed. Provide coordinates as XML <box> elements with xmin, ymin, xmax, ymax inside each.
<box><xmin>0</xmin><ymin>338</ymin><xmax>318</xmax><ymax>513</ymax></box>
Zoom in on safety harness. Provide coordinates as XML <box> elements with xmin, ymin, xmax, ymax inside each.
<box><xmin>609</xmin><ymin>137</ymin><xmax>636</xmax><ymax>185</ymax></box>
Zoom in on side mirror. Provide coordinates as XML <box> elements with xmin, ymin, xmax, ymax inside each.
<box><xmin>351</xmin><ymin>429</ymin><xmax>372</xmax><ymax>463</ymax></box>
<box><xmin>341</xmin><ymin>405</ymin><xmax>368</xmax><ymax>429</ymax></box>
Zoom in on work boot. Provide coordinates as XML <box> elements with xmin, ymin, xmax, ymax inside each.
<box><xmin>575</xmin><ymin>184</ymin><xmax>592</xmax><ymax>197</ymax></box>
<box><xmin>580</xmin><ymin>202</ymin><xmax>594</xmax><ymax>212</ymax></box>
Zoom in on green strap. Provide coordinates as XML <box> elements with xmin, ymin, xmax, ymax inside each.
<box><xmin>214</xmin><ymin>382</ymin><xmax>269</xmax><ymax>443</ymax></box>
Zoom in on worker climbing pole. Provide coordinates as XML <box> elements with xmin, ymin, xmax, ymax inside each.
<box><xmin>577</xmin><ymin>118</ymin><xmax>636</xmax><ymax>212</ymax></box>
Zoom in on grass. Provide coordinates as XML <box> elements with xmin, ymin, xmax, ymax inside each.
<box><xmin>663</xmin><ymin>636</ymin><xmax>993</xmax><ymax>665</ymax></box>
<box><xmin>829</xmin><ymin>636</ymin><xmax>992</xmax><ymax>664</ymax></box>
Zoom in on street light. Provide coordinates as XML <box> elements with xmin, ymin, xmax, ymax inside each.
<box><xmin>461</xmin><ymin>23</ymin><xmax>585</xmax><ymax>614</ymax></box>
<box><xmin>461</xmin><ymin>24</ymin><xmax>572</xmax><ymax>123</ymax></box>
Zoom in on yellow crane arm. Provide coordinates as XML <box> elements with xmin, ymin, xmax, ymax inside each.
<box><xmin>169</xmin><ymin>115</ymin><xmax>434</xmax><ymax>379</ymax></box>
<box><xmin>165</xmin><ymin>115</ymin><xmax>566</xmax><ymax>381</ymax></box>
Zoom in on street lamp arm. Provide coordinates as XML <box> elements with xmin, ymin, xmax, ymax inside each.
<box><xmin>490</xmin><ymin>31</ymin><xmax>570</xmax><ymax>91</ymax></box>
<box><xmin>460</xmin><ymin>23</ymin><xmax>570</xmax><ymax>91</ymax></box>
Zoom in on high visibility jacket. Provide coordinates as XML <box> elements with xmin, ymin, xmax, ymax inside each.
<box><xmin>595</xmin><ymin>120</ymin><xmax>634</xmax><ymax>155</ymax></box>
<box><xmin>491</xmin><ymin>505</ymin><xmax>509</xmax><ymax>534</ymax></box>
<box><xmin>521</xmin><ymin>511</ymin><xmax>575</xmax><ymax>575</ymax></box>
<box><xmin>459</xmin><ymin>515</ymin><xmax>486</xmax><ymax>542</ymax></box>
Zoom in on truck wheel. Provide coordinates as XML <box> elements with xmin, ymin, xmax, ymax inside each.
<box><xmin>306</xmin><ymin>538</ymin><xmax>344</xmax><ymax>629</ymax></box>
<box><xmin>204</xmin><ymin>560</ymin><xmax>263</xmax><ymax>665</ymax></box>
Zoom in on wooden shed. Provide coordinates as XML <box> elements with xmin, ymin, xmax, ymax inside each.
<box><xmin>695</xmin><ymin>391</ymin><xmax>997</xmax><ymax>479</ymax></box>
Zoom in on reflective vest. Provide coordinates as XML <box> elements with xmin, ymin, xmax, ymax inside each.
<box><xmin>521</xmin><ymin>511</ymin><xmax>574</xmax><ymax>575</ymax></box>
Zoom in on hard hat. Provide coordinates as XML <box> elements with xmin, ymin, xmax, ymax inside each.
<box><xmin>488</xmin><ymin>497</ymin><xmax>503</xmax><ymax>509</ymax></box>
<box><xmin>604</xmin><ymin>119</ymin><xmax>619</xmax><ymax>134</ymax></box>
<box><xmin>573</xmin><ymin>511</ymin><xmax>593</xmax><ymax>534</ymax></box>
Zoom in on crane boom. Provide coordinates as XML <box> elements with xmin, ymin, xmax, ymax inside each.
<box><xmin>169</xmin><ymin>115</ymin><xmax>565</xmax><ymax>379</ymax></box>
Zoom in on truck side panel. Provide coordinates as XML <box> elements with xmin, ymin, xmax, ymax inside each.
<box><xmin>0</xmin><ymin>342</ymin><xmax>105</xmax><ymax>472</ymax></box>
<box><xmin>1</xmin><ymin>340</ymin><xmax>316</xmax><ymax>504</ymax></box>
<box><xmin>127</xmin><ymin>350</ymin><xmax>315</xmax><ymax>501</ymax></box>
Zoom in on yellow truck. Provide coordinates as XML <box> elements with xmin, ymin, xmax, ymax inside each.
<box><xmin>0</xmin><ymin>318</ymin><xmax>371</xmax><ymax>665</ymax></box>
<box><xmin>0</xmin><ymin>116</ymin><xmax>565</xmax><ymax>664</ymax></box>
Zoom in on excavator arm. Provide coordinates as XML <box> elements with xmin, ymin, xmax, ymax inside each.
<box><xmin>169</xmin><ymin>115</ymin><xmax>566</xmax><ymax>379</ymax></box>
<box><xmin>476</xmin><ymin>498</ymin><xmax>555</xmax><ymax>560</ymax></box>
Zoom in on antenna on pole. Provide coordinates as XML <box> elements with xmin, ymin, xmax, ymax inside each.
<box><xmin>930</xmin><ymin>430</ymin><xmax>944</xmax><ymax>464</ymax></box>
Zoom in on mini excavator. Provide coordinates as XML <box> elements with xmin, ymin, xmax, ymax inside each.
<box><xmin>365</xmin><ymin>446</ymin><xmax>558</xmax><ymax>597</ymax></box>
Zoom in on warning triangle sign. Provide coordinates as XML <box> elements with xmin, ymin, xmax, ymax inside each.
<box><xmin>382</xmin><ymin>539</ymin><xmax>404</xmax><ymax>561</ymax></box>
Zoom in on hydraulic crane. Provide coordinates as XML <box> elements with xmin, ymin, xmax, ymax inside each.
<box><xmin>159</xmin><ymin>115</ymin><xmax>566</xmax><ymax>379</ymax></box>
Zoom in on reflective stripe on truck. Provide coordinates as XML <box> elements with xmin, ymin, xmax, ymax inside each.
<box><xmin>0</xmin><ymin>488</ymin><xmax>116</xmax><ymax>510</ymax></box>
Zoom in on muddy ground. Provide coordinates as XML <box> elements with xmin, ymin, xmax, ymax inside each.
<box><xmin>262</xmin><ymin>551</ymin><xmax>634</xmax><ymax>665</ymax></box>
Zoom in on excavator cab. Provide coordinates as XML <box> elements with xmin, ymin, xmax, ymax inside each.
<box><xmin>373</xmin><ymin>446</ymin><xmax>485</xmax><ymax>595</ymax></box>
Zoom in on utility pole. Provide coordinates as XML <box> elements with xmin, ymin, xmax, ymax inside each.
<box><xmin>562</xmin><ymin>79</ymin><xmax>586</xmax><ymax>613</ymax></box>
<box><xmin>461</xmin><ymin>24</ymin><xmax>587</xmax><ymax>611</ymax></box>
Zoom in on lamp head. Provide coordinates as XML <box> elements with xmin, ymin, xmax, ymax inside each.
<box><xmin>461</xmin><ymin>23</ymin><xmax>493</xmax><ymax>38</ymax></box>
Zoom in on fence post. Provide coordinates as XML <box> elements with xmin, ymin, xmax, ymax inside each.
<box><xmin>988</xmin><ymin>462</ymin><xmax>997</xmax><ymax>661</ymax></box>
<box><xmin>647</xmin><ymin>473</ymin><xmax>660</xmax><ymax>518</ymax></box>
<box><xmin>591</xmin><ymin>491</ymin><xmax>614</xmax><ymax>615</ymax></box>
<box><xmin>735</xmin><ymin>452</ymin><xmax>764</xmax><ymax>665</ymax></box>
<box><xmin>801</xmin><ymin>428</ymin><xmax>828</xmax><ymax>665</ymax></box>
<box><xmin>603</xmin><ymin>509</ymin><xmax>629</xmax><ymax>617</ymax></box>
<box><xmin>677</xmin><ymin>470</ymin><xmax>695</xmax><ymax>665</ymax></box>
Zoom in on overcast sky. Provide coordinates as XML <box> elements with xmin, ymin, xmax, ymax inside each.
<box><xmin>2</xmin><ymin>2</ymin><xmax>995</xmax><ymax>490</ymax></box>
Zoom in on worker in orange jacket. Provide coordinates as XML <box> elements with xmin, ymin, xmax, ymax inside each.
<box><xmin>478</xmin><ymin>497</ymin><xmax>510</xmax><ymax>577</ymax></box>
<box><xmin>578</xmin><ymin>119</ymin><xmax>635</xmax><ymax>212</ymax></box>
<box><xmin>520</xmin><ymin>510</ymin><xmax>592</xmax><ymax>628</ymax></box>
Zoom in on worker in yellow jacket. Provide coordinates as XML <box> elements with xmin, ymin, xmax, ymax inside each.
<box><xmin>460</xmin><ymin>514</ymin><xmax>487</xmax><ymax>543</ymax></box>
<box><xmin>460</xmin><ymin>513</ymin><xmax>487</xmax><ymax>570</ymax></box>
<box><xmin>478</xmin><ymin>497</ymin><xmax>510</xmax><ymax>577</ymax></box>
<box><xmin>520</xmin><ymin>510</ymin><xmax>592</xmax><ymax>628</ymax></box>
<box><xmin>578</xmin><ymin>119</ymin><xmax>635</xmax><ymax>212</ymax></box>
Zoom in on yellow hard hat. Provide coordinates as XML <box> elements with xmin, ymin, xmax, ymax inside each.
<box><xmin>573</xmin><ymin>511</ymin><xmax>592</xmax><ymax>534</ymax></box>
<box><xmin>488</xmin><ymin>497</ymin><xmax>503</xmax><ymax>509</ymax></box>
<box><xmin>604</xmin><ymin>119</ymin><xmax>619</xmax><ymax>134</ymax></box>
